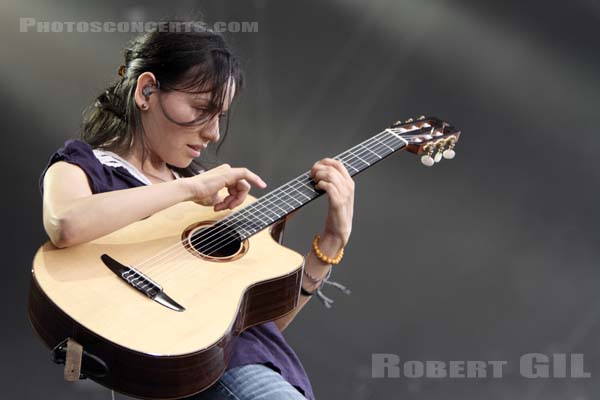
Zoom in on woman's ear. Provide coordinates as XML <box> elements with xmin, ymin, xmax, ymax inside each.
<box><xmin>135</xmin><ymin>72</ymin><xmax>158</xmax><ymax>109</ymax></box>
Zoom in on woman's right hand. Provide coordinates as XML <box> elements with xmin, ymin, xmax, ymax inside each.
<box><xmin>183</xmin><ymin>164</ymin><xmax>267</xmax><ymax>211</ymax></box>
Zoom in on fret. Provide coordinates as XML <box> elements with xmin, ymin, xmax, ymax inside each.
<box><xmin>358</xmin><ymin>143</ymin><xmax>382</xmax><ymax>159</ymax></box>
<box><xmin>296</xmin><ymin>177</ymin><xmax>319</xmax><ymax>197</ymax></box>
<box><xmin>235</xmin><ymin>225</ymin><xmax>251</xmax><ymax>237</ymax></box>
<box><xmin>339</xmin><ymin>156</ymin><xmax>360</xmax><ymax>173</ymax></box>
<box><xmin>270</xmin><ymin>193</ymin><xmax>296</xmax><ymax>212</ymax></box>
<box><xmin>370</xmin><ymin>141</ymin><xmax>393</xmax><ymax>156</ymax></box>
<box><xmin>287</xmin><ymin>181</ymin><xmax>313</xmax><ymax>201</ymax></box>
<box><xmin>373</xmin><ymin>136</ymin><xmax>394</xmax><ymax>152</ymax></box>
<box><xmin>221</xmin><ymin>218</ymin><xmax>253</xmax><ymax>237</ymax></box>
<box><xmin>277</xmin><ymin>185</ymin><xmax>304</xmax><ymax>206</ymax></box>
<box><xmin>254</xmin><ymin>202</ymin><xmax>280</xmax><ymax>222</ymax></box>
<box><xmin>265</xmin><ymin>201</ymin><xmax>287</xmax><ymax>220</ymax></box>
<box><xmin>347</xmin><ymin>146</ymin><xmax>377</xmax><ymax>167</ymax></box>
<box><xmin>266</xmin><ymin>197</ymin><xmax>290</xmax><ymax>215</ymax></box>
<box><xmin>362</xmin><ymin>151</ymin><xmax>380</xmax><ymax>164</ymax></box>
<box><xmin>250</xmin><ymin>202</ymin><xmax>277</xmax><ymax>222</ymax></box>
<box><xmin>381</xmin><ymin>134</ymin><xmax>407</xmax><ymax>149</ymax></box>
<box><xmin>384</xmin><ymin>128</ymin><xmax>409</xmax><ymax>145</ymax></box>
<box><xmin>346</xmin><ymin>150</ymin><xmax>371</xmax><ymax>166</ymax></box>
<box><xmin>336</xmin><ymin>152</ymin><xmax>362</xmax><ymax>170</ymax></box>
<box><xmin>339</xmin><ymin>158</ymin><xmax>359</xmax><ymax>173</ymax></box>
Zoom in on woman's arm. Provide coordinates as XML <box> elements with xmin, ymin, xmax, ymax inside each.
<box><xmin>43</xmin><ymin>161</ymin><xmax>266</xmax><ymax>248</ymax></box>
<box><xmin>273</xmin><ymin>232</ymin><xmax>344</xmax><ymax>332</ymax></box>
<box><xmin>274</xmin><ymin>158</ymin><xmax>355</xmax><ymax>332</ymax></box>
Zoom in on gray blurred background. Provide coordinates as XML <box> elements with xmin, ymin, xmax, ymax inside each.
<box><xmin>2</xmin><ymin>0</ymin><xmax>599</xmax><ymax>399</ymax></box>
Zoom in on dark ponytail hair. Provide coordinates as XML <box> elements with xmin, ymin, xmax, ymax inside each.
<box><xmin>80</xmin><ymin>22</ymin><xmax>244</xmax><ymax>176</ymax></box>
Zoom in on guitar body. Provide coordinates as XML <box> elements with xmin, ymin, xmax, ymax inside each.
<box><xmin>28</xmin><ymin>193</ymin><xmax>304</xmax><ymax>399</ymax></box>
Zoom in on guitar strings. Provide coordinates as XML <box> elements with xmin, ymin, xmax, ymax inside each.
<box><xmin>178</xmin><ymin>135</ymin><xmax>398</xmax><ymax>260</ymax></box>
<box><xmin>133</xmin><ymin>127</ymin><xmax>412</xmax><ymax>280</ymax></box>
<box><xmin>132</xmin><ymin>127</ymin><xmax>415</xmax><ymax>278</ymax></box>
<box><xmin>166</xmin><ymin>127</ymin><xmax>425</xmax><ymax>266</ymax></box>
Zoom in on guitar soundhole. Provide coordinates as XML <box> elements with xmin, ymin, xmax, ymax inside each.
<box><xmin>182</xmin><ymin>221</ymin><xmax>249</xmax><ymax>261</ymax></box>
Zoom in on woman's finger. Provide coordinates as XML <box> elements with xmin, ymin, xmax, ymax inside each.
<box><xmin>314</xmin><ymin>168</ymin><xmax>344</xmax><ymax>191</ymax></box>
<box><xmin>230</xmin><ymin>168</ymin><xmax>267</xmax><ymax>189</ymax></box>
<box><xmin>319</xmin><ymin>158</ymin><xmax>353</xmax><ymax>181</ymax></box>
<box><xmin>315</xmin><ymin>180</ymin><xmax>343</xmax><ymax>207</ymax></box>
<box><xmin>213</xmin><ymin>193</ymin><xmax>223</xmax><ymax>205</ymax></box>
<box><xmin>228</xmin><ymin>188</ymin><xmax>247</xmax><ymax>208</ymax></box>
<box><xmin>309</xmin><ymin>161</ymin><xmax>330</xmax><ymax>178</ymax></box>
<box><xmin>236</xmin><ymin>178</ymin><xmax>251</xmax><ymax>193</ymax></box>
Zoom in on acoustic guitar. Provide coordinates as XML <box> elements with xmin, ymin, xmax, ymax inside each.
<box><xmin>28</xmin><ymin>116</ymin><xmax>461</xmax><ymax>399</ymax></box>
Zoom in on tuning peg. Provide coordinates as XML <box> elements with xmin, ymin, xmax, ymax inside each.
<box><xmin>442</xmin><ymin>140</ymin><xmax>456</xmax><ymax>159</ymax></box>
<box><xmin>405</xmin><ymin>118</ymin><xmax>414</xmax><ymax>123</ymax></box>
<box><xmin>434</xmin><ymin>150</ymin><xmax>443</xmax><ymax>163</ymax></box>
<box><xmin>418</xmin><ymin>115</ymin><xmax>426</xmax><ymax>120</ymax></box>
<box><xmin>442</xmin><ymin>148</ymin><xmax>456</xmax><ymax>159</ymax></box>
<box><xmin>420</xmin><ymin>146</ymin><xmax>434</xmax><ymax>167</ymax></box>
<box><xmin>421</xmin><ymin>154</ymin><xmax>434</xmax><ymax>167</ymax></box>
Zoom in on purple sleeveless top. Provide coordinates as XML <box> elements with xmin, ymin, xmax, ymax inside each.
<box><xmin>39</xmin><ymin>139</ymin><xmax>315</xmax><ymax>400</ymax></box>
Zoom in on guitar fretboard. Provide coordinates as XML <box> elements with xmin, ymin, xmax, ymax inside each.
<box><xmin>212</xmin><ymin>128</ymin><xmax>410</xmax><ymax>241</ymax></box>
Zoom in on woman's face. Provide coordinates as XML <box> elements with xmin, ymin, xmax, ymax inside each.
<box><xmin>140</xmin><ymin>77</ymin><xmax>236</xmax><ymax>168</ymax></box>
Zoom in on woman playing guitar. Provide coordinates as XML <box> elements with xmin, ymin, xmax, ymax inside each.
<box><xmin>39</xmin><ymin>23</ymin><xmax>354</xmax><ymax>400</ymax></box>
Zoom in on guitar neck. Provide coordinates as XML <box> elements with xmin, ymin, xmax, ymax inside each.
<box><xmin>217</xmin><ymin>128</ymin><xmax>410</xmax><ymax>240</ymax></box>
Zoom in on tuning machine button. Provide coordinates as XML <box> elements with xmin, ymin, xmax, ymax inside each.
<box><xmin>443</xmin><ymin>140</ymin><xmax>456</xmax><ymax>159</ymax></box>
<box><xmin>420</xmin><ymin>146</ymin><xmax>434</xmax><ymax>167</ymax></box>
<box><xmin>443</xmin><ymin>148</ymin><xmax>456</xmax><ymax>159</ymax></box>
<box><xmin>421</xmin><ymin>154</ymin><xmax>434</xmax><ymax>167</ymax></box>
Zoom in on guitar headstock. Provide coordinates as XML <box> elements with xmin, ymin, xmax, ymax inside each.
<box><xmin>388</xmin><ymin>116</ymin><xmax>461</xmax><ymax>166</ymax></box>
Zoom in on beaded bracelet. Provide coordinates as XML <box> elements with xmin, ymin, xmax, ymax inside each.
<box><xmin>312</xmin><ymin>234</ymin><xmax>344</xmax><ymax>265</ymax></box>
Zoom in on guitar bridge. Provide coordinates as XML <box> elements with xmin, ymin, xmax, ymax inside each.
<box><xmin>100</xmin><ymin>254</ymin><xmax>185</xmax><ymax>312</ymax></box>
